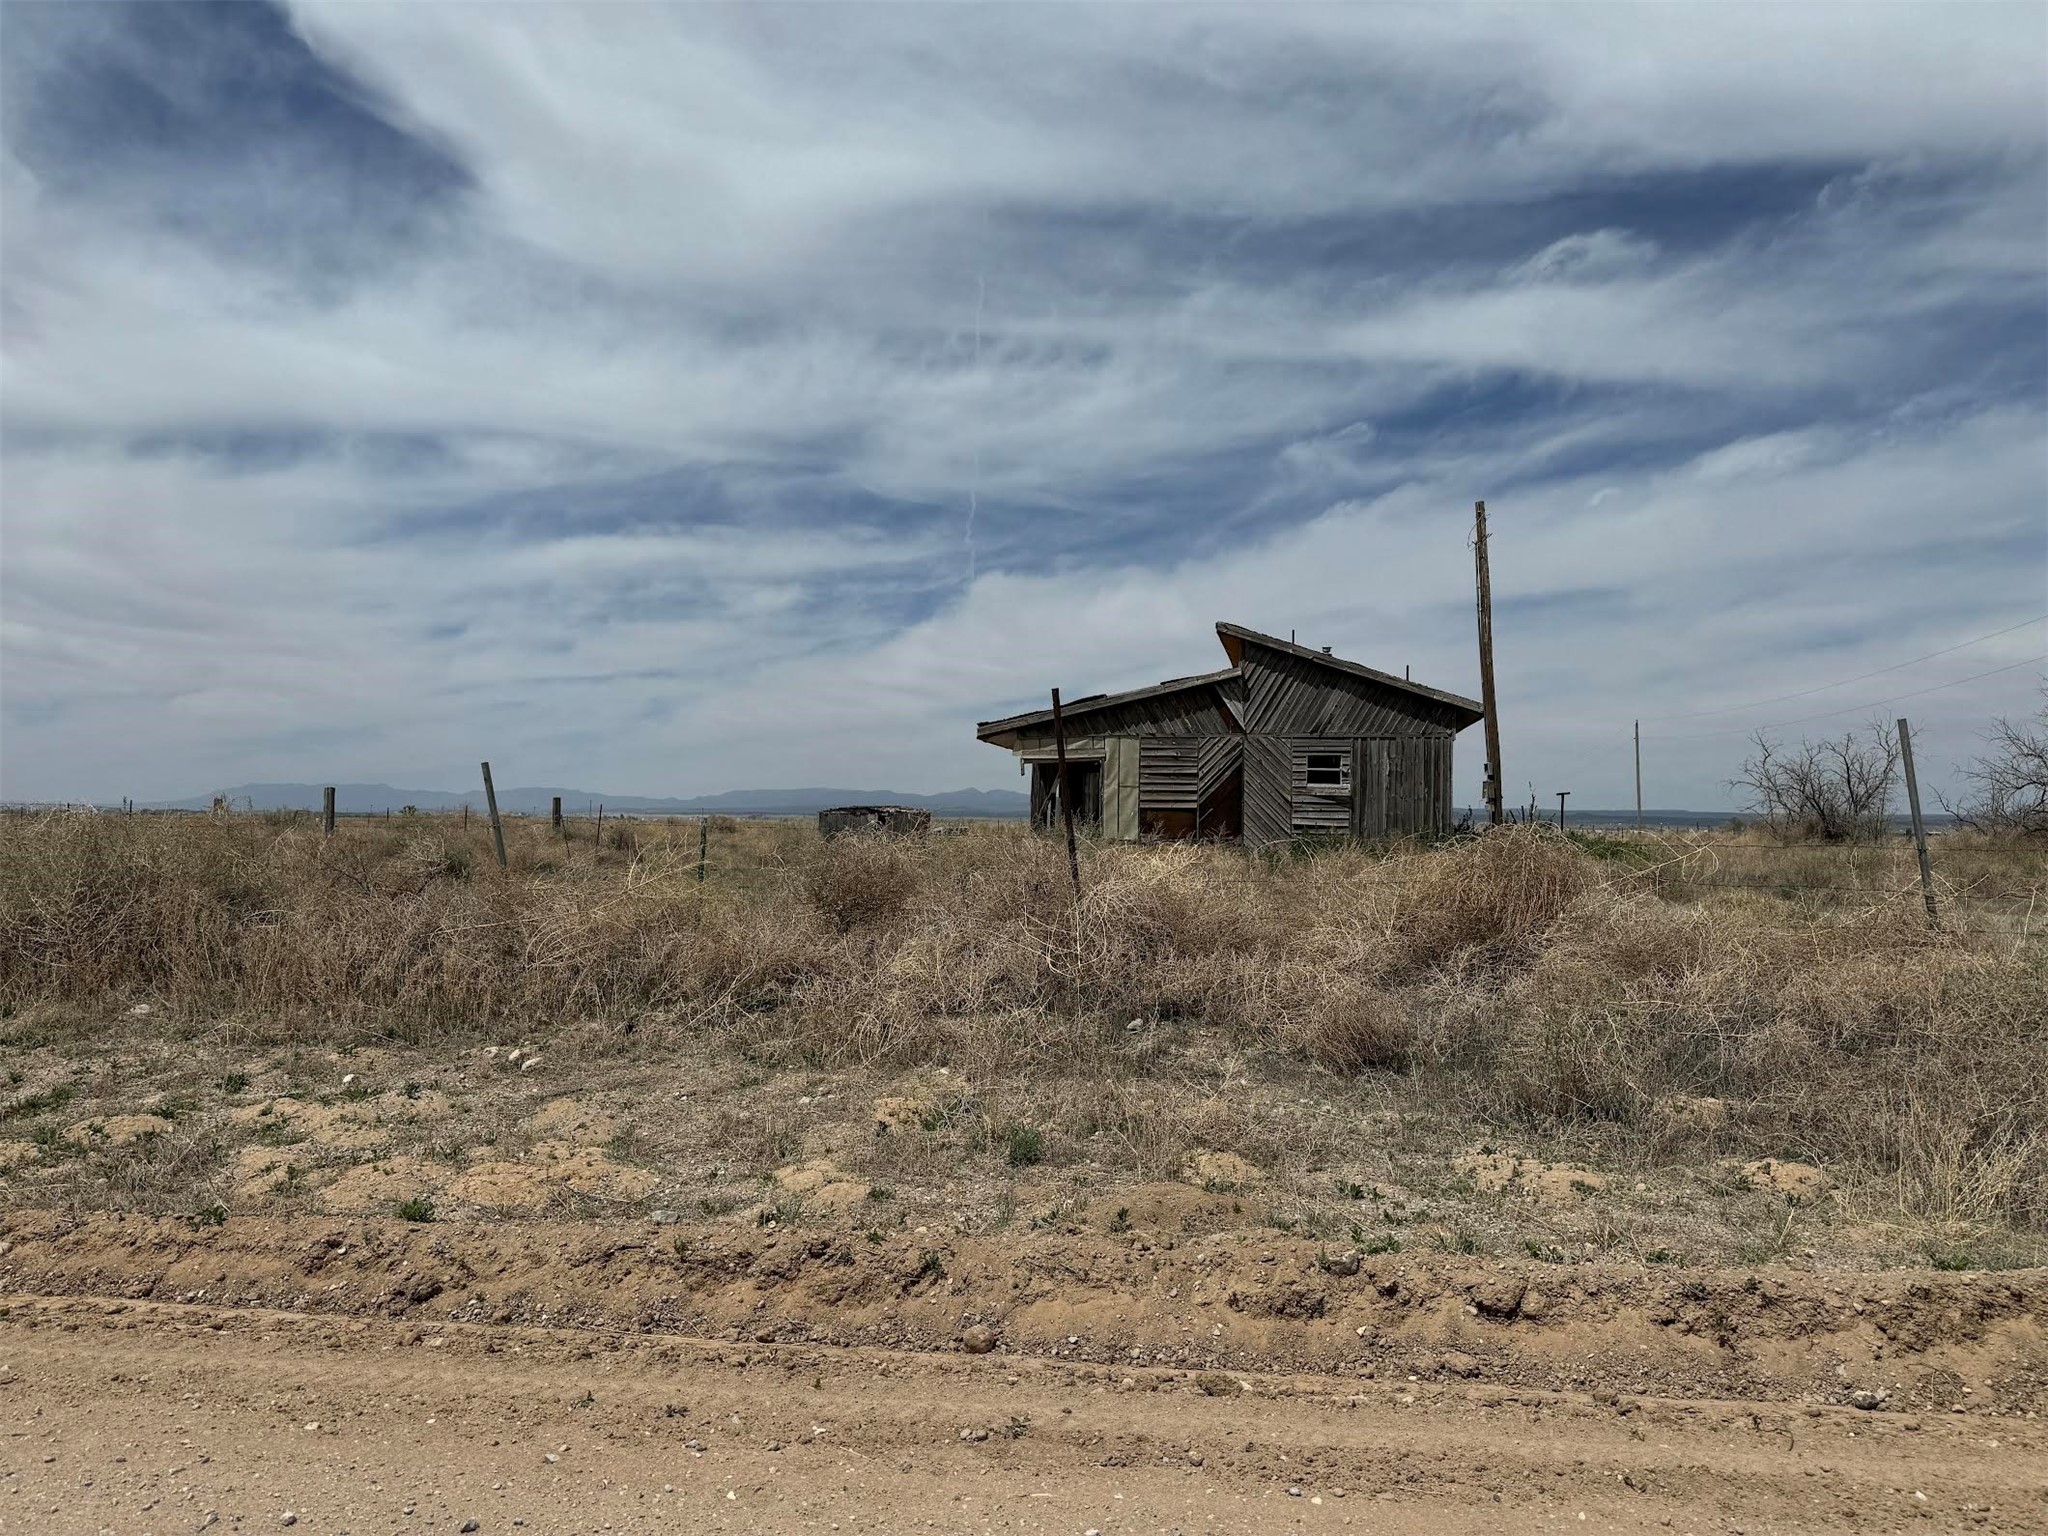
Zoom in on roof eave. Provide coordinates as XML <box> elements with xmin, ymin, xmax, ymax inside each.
<box><xmin>975</xmin><ymin>666</ymin><xmax>1242</xmax><ymax>745</ymax></box>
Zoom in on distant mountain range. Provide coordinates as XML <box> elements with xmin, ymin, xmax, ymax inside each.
<box><xmin>145</xmin><ymin>782</ymin><xmax>1030</xmax><ymax>819</ymax></box>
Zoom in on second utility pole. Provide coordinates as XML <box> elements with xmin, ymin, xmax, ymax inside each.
<box><xmin>1473</xmin><ymin>499</ymin><xmax>1505</xmax><ymax>826</ymax></box>
<box><xmin>1634</xmin><ymin>720</ymin><xmax>1644</xmax><ymax>832</ymax></box>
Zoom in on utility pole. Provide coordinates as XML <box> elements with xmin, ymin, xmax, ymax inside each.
<box><xmin>1051</xmin><ymin>688</ymin><xmax>1081</xmax><ymax>899</ymax></box>
<box><xmin>1897</xmin><ymin>717</ymin><xmax>1938</xmax><ymax>930</ymax></box>
<box><xmin>1472</xmin><ymin>500</ymin><xmax>1504</xmax><ymax>826</ymax></box>
<box><xmin>1634</xmin><ymin>720</ymin><xmax>1644</xmax><ymax>832</ymax></box>
<box><xmin>1556</xmin><ymin>790</ymin><xmax>1570</xmax><ymax>830</ymax></box>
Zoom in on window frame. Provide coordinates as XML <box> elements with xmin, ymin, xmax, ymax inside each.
<box><xmin>1302</xmin><ymin>750</ymin><xmax>1349</xmax><ymax>790</ymax></box>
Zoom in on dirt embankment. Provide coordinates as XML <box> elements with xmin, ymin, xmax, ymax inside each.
<box><xmin>4</xmin><ymin>1208</ymin><xmax>2044</xmax><ymax>1417</ymax></box>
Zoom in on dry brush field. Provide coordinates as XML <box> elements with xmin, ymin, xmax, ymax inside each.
<box><xmin>2</xmin><ymin>809</ymin><xmax>2043</xmax><ymax>1266</ymax></box>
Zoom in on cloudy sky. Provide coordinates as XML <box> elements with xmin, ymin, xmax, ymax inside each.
<box><xmin>3</xmin><ymin>2</ymin><xmax>2043</xmax><ymax>809</ymax></box>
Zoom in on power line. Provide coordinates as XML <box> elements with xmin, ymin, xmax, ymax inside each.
<box><xmin>1639</xmin><ymin>613</ymin><xmax>2046</xmax><ymax>723</ymax></box>
<box><xmin>1644</xmin><ymin>655</ymin><xmax>2044</xmax><ymax>742</ymax></box>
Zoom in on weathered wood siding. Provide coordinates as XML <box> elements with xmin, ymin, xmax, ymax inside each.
<box><xmin>1196</xmin><ymin>736</ymin><xmax>1241</xmax><ymax>800</ymax></box>
<box><xmin>1242</xmin><ymin>735</ymin><xmax>1294</xmax><ymax>847</ymax></box>
<box><xmin>1139</xmin><ymin>740</ymin><xmax>1200</xmax><ymax>811</ymax></box>
<box><xmin>1351</xmin><ymin>736</ymin><xmax>1454</xmax><ymax>838</ymax></box>
<box><xmin>1007</xmin><ymin>677</ymin><xmax>1242</xmax><ymax>750</ymax></box>
<box><xmin>1289</xmin><ymin>741</ymin><xmax>1353</xmax><ymax>833</ymax></box>
<box><xmin>1240</xmin><ymin>642</ymin><xmax>1468</xmax><ymax>738</ymax></box>
<box><xmin>1018</xmin><ymin>734</ymin><xmax>1107</xmax><ymax>759</ymax></box>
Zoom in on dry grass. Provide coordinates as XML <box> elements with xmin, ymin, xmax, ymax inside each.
<box><xmin>1</xmin><ymin>809</ymin><xmax>2043</xmax><ymax>1235</ymax></box>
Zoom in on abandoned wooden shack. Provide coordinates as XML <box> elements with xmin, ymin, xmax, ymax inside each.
<box><xmin>818</xmin><ymin>805</ymin><xmax>932</xmax><ymax>839</ymax></box>
<box><xmin>975</xmin><ymin>622</ymin><xmax>1483</xmax><ymax>845</ymax></box>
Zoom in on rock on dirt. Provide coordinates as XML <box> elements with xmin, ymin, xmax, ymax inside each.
<box><xmin>1471</xmin><ymin>1277</ymin><xmax>1527</xmax><ymax>1317</ymax></box>
<box><xmin>959</xmin><ymin>1324</ymin><xmax>998</xmax><ymax>1355</ymax></box>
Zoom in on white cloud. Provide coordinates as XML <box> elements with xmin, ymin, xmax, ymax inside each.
<box><xmin>2</xmin><ymin>3</ymin><xmax>2042</xmax><ymax>808</ymax></box>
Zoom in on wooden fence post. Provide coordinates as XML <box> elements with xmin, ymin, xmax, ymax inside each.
<box><xmin>1051</xmin><ymin>688</ymin><xmax>1081</xmax><ymax>899</ymax></box>
<box><xmin>698</xmin><ymin>816</ymin><xmax>708</xmax><ymax>884</ymax></box>
<box><xmin>322</xmin><ymin>786</ymin><xmax>336</xmax><ymax>837</ymax></box>
<box><xmin>480</xmin><ymin>761</ymin><xmax>508</xmax><ymax>870</ymax></box>
<box><xmin>595</xmin><ymin>803</ymin><xmax>604</xmax><ymax>855</ymax></box>
<box><xmin>552</xmin><ymin>795</ymin><xmax>563</xmax><ymax>835</ymax></box>
<box><xmin>1897</xmin><ymin>717</ymin><xmax>1938</xmax><ymax>930</ymax></box>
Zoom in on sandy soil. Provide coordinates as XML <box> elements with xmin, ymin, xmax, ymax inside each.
<box><xmin>2</xmin><ymin>1213</ymin><xmax>2045</xmax><ymax>1534</ymax></box>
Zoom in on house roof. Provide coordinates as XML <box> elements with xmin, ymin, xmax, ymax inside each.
<box><xmin>975</xmin><ymin>623</ymin><xmax>1484</xmax><ymax>748</ymax></box>
<box><xmin>975</xmin><ymin>666</ymin><xmax>1242</xmax><ymax>745</ymax></box>
<box><xmin>1214</xmin><ymin>622</ymin><xmax>1484</xmax><ymax>725</ymax></box>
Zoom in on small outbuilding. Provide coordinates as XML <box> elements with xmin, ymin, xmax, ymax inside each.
<box><xmin>974</xmin><ymin>622</ymin><xmax>1483</xmax><ymax>846</ymax></box>
<box><xmin>818</xmin><ymin>804</ymin><xmax>933</xmax><ymax>839</ymax></box>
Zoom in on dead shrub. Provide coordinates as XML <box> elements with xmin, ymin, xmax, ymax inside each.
<box><xmin>799</xmin><ymin>836</ymin><xmax>922</xmax><ymax>932</ymax></box>
<box><xmin>1385</xmin><ymin>826</ymin><xmax>1593</xmax><ymax>974</ymax></box>
<box><xmin>1284</xmin><ymin>981</ymin><xmax>1414</xmax><ymax>1075</ymax></box>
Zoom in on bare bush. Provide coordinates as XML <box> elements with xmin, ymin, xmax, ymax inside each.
<box><xmin>1732</xmin><ymin>718</ymin><xmax>1900</xmax><ymax>842</ymax></box>
<box><xmin>1943</xmin><ymin>686</ymin><xmax>2048</xmax><ymax>840</ymax></box>
<box><xmin>798</xmin><ymin>834</ymin><xmax>923</xmax><ymax>932</ymax></box>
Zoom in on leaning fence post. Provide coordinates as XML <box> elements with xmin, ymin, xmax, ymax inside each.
<box><xmin>698</xmin><ymin>816</ymin><xmax>708</xmax><ymax>884</ymax></box>
<box><xmin>1051</xmin><ymin>687</ymin><xmax>1081</xmax><ymax>899</ymax></box>
<box><xmin>1897</xmin><ymin>717</ymin><xmax>1938</xmax><ymax>930</ymax></box>
<box><xmin>322</xmin><ymin>786</ymin><xmax>336</xmax><ymax>837</ymax></box>
<box><xmin>480</xmin><ymin>761</ymin><xmax>508</xmax><ymax>870</ymax></box>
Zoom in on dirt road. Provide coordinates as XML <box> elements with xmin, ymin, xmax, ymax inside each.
<box><xmin>3</xmin><ymin>1212</ymin><xmax>2046</xmax><ymax>1532</ymax></box>
<box><xmin>3</xmin><ymin>1289</ymin><xmax>2045</xmax><ymax>1536</ymax></box>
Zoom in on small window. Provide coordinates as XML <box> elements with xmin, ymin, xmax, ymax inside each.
<box><xmin>1305</xmin><ymin>752</ymin><xmax>1347</xmax><ymax>787</ymax></box>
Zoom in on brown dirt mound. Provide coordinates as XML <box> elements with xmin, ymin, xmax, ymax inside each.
<box><xmin>1</xmin><ymin>1208</ymin><xmax>2040</xmax><ymax>1418</ymax></box>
